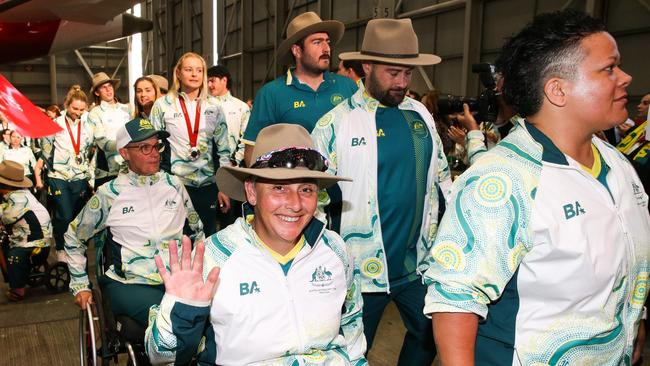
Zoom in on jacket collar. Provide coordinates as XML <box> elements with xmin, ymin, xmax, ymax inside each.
<box><xmin>349</xmin><ymin>80</ymin><xmax>421</xmax><ymax>114</ymax></box>
<box><xmin>211</xmin><ymin>91</ymin><xmax>232</xmax><ymax>102</ymax></box>
<box><xmin>125</xmin><ymin>169</ymin><xmax>162</xmax><ymax>187</ymax></box>
<box><xmin>524</xmin><ymin>120</ymin><xmax>569</xmax><ymax>165</ymax></box>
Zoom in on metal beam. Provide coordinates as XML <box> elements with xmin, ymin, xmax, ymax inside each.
<box><xmin>460</xmin><ymin>0</ymin><xmax>482</xmax><ymax>96</ymax></box>
<box><xmin>49</xmin><ymin>55</ymin><xmax>58</xmax><ymax>105</ymax></box>
<box><xmin>560</xmin><ymin>0</ymin><xmax>574</xmax><ymax>10</ymax></box>
<box><xmin>585</xmin><ymin>0</ymin><xmax>596</xmax><ymax>15</ymax></box>
<box><xmin>637</xmin><ymin>0</ymin><xmax>650</xmax><ymax>13</ymax></box>
<box><xmin>240</xmin><ymin>0</ymin><xmax>253</xmax><ymax>99</ymax></box>
<box><xmin>416</xmin><ymin>66</ymin><xmax>434</xmax><ymax>91</ymax></box>
<box><xmin>396</xmin><ymin>0</ymin><xmax>465</xmax><ymax>19</ymax></box>
<box><xmin>219</xmin><ymin>1</ymin><xmax>238</xmax><ymax>58</ymax></box>
<box><xmin>112</xmin><ymin>49</ymin><xmax>128</xmax><ymax>79</ymax></box>
<box><xmin>202</xmin><ymin>0</ymin><xmax>214</xmax><ymax>65</ymax></box>
<box><xmin>165</xmin><ymin>0</ymin><xmax>174</xmax><ymax>76</ymax></box>
<box><xmin>74</xmin><ymin>50</ymin><xmax>95</xmax><ymax>79</ymax></box>
<box><xmin>182</xmin><ymin>0</ymin><xmax>192</xmax><ymax>52</ymax></box>
<box><xmin>262</xmin><ymin>0</ymin><xmax>298</xmax><ymax>85</ymax></box>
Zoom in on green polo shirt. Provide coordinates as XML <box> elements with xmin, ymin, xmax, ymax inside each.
<box><xmin>375</xmin><ymin>106</ymin><xmax>433</xmax><ymax>285</ymax></box>
<box><xmin>242</xmin><ymin>69</ymin><xmax>357</xmax><ymax>144</ymax></box>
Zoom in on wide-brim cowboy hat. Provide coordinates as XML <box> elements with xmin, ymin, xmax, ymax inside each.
<box><xmin>277</xmin><ymin>11</ymin><xmax>345</xmax><ymax>66</ymax></box>
<box><xmin>0</xmin><ymin>160</ymin><xmax>32</xmax><ymax>188</ymax></box>
<box><xmin>90</xmin><ymin>72</ymin><xmax>121</xmax><ymax>94</ymax></box>
<box><xmin>147</xmin><ymin>74</ymin><xmax>169</xmax><ymax>93</ymax></box>
<box><xmin>339</xmin><ymin>18</ymin><xmax>441</xmax><ymax>66</ymax></box>
<box><xmin>216</xmin><ymin>124</ymin><xmax>351</xmax><ymax>202</ymax></box>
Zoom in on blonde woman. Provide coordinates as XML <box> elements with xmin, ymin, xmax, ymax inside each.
<box><xmin>150</xmin><ymin>52</ymin><xmax>231</xmax><ymax>235</ymax></box>
<box><xmin>41</xmin><ymin>88</ymin><xmax>95</xmax><ymax>261</ymax></box>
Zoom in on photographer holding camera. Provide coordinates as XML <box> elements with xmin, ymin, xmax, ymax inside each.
<box><xmin>438</xmin><ymin>64</ymin><xmax>519</xmax><ymax>167</ymax></box>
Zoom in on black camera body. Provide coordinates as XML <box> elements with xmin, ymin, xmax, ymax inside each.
<box><xmin>437</xmin><ymin>63</ymin><xmax>500</xmax><ymax>123</ymax></box>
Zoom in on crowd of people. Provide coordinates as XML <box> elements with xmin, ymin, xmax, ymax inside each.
<box><xmin>0</xmin><ymin>7</ymin><xmax>649</xmax><ymax>366</ymax></box>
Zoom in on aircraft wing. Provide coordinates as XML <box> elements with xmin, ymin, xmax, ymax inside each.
<box><xmin>0</xmin><ymin>0</ymin><xmax>141</xmax><ymax>24</ymax></box>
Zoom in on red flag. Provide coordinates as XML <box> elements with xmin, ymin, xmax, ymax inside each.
<box><xmin>0</xmin><ymin>73</ymin><xmax>62</xmax><ymax>137</ymax></box>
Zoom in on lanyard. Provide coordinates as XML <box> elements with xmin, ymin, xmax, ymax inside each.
<box><xmin>65</xmin><ymin>115</ymin><xmax>82</xmax><ymax>156</ymax></box>
<box><xmin>178</xmin><ymin>97</ymin><xmax>201</xmax><ymax>147</ymax></box>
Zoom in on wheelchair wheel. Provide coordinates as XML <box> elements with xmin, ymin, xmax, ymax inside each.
<box><xmin>27</xmin><ymin>262</ymin><xmax>46</xmax><ymax>287</ymax></box>
<box><xmin>79</xmin><ymin>291</ymin><xmax>110</xmax><ymax>366</ymax></box>
<box><xmin>46</xmin><ymin>262</ymin><xmax>70</xmax><ymax>293</ymax></box>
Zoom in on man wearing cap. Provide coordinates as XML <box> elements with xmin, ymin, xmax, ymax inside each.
<box><xmin>0</xmin><ymin>160</ymin><xmax>52</xmax><ymax>301</ymax></box>
<box><xmin>312</xmin><ymin>18</ymin><xmax>479</xmax><ymax>365</ymax></box>
<box><xmin>241</xmin><ymin>11</ymin><xmax>357</xmax><ymax>166</ymax></box>
<box><xmin>88</xmin><ymin>72</ymin><xmax>132</xmax><ymax>188</ymax></box>
<box><xmin>146</xmin><ymin>124</ymin><xmax>367</xmax><ymax>365</ymax></box>
<box><xmin>65</xmin><ymin>117</ymin><xmax>204</xmax><ymax>327</ymax></box>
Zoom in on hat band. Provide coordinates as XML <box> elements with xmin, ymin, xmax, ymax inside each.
<box><xmin>360</xmin><ymin>50</ymin><xmax>419</xmax><ymax>59</ymax></box>
<box><xmin>0</xmin><ymin>174</ymin><xmax>24</xmax><ymax>183</ymax></box>
<box><xmin>251</xmin><ymin>147</ymin><xmax>329</xmax><ymax>172</ymax></box>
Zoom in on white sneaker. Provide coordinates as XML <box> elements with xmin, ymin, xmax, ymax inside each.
<box><xmin>57</xmin><ymin>250</ymin><xmax>67</xmax><ymax>263</ymax></box>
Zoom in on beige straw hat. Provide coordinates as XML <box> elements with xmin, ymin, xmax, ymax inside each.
<box><xmin>277</xmin><ymin>11</ymin><xmax>344</xmax><ymax>66</ymax></box>
<box><xmin>216</xmin><ymin>124</ymin><xmax>351</xmax><ymax>202</ymax></box>
<box><xmin>0</xmin><ymin>160</ymin><xmax>32</xmax><ymax>188</ymax></box>
<box><xmin>339</xmin><ymin>18</ymin><xmax>441</xmax><ymax>66</ymax></box>
<box><xmin>90</xmin><ymin>72</ymin><xmax>121</xmax><ymax>94</ymax></box>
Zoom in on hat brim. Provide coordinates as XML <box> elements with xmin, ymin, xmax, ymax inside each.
<box><xmin>277</xmin><ymin>20</ymin><xmax>345</xmax><ymax>66</ymax></box>
<box><xmin>0</xmin><ymin>176</ymin><xmax>32</xmax><ymax>188</ymax></box>
<box><xmin>91</xmin><ymin>79</ymin><xmax>121</xmax><ymax>94</ymax></box>
<box><xmin>216</xmin><ymin>166</ymin><xmax>351</xmax><ymax>202</ymax></box>
<box><xmin>118</xmin><ymin>129</ymin><xmax>171</xmax><ymax>149</ymax></box>
<box><xmin>134</xmin><ymin>130</ymin><xmax>170</xmax><ymax>144</ymax></box>
<box><xmin>339</xmin><ymin>51</ymin><xmax>441</xmax><ymax>66</ymax></box>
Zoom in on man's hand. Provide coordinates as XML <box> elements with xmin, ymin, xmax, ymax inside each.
<box><xmin>456</xmin><ymin>103</ymin><xmax>480</xmax><ymax>131</ymax></box>
<box><xmin>448</xmin><ymin>126</ymin><xmax>467</xmax><ymax>146</ymax></box>
<box><xmin>633</xmin><ymin>320</ymin><xmax>646</xmax><ymax>364</ymax></box>
<box><xmin>155</xmin><ymin>236</ymin><xmax>220</xmax><ymax>303</ymax></box>
<box><xmin>75</xmin><ymin>290</ymin><xmax>93</xmax><ymax>310</ymax></box>
<box><xmin>217</xmin><ymin>192</ymin><xmax>231</xmax><ymax>213</ymax></box>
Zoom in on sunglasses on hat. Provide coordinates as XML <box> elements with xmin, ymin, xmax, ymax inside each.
<box><xmin>250</xmin><ymin>147</ymin><xmax>329</xmax><ymax>172</ymax></box>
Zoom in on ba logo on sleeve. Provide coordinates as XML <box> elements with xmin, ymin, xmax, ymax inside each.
<box><xmin>122</xmin><ymin>206</ymin><xmax>134</xmax><ymax>214</ymax></box>
<box><xmin>563</xmin><ymin>201</ymin><xmax>585</xmax><ymax>220</ymax></box>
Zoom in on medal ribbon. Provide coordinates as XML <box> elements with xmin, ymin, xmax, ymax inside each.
<box><xmin>179</xmin><ymin>97</ymin><xmax>201</xmax><ymax>148</ymax></box>
<box><xmin>65</xmin><ymin>115</ymin><xmax>82</xmax><ymax>157</ymax></box>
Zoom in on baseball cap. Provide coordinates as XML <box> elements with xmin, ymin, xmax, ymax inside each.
<box><xmin>116</xmin><ymin>117</ymin><xmax>170</xmax><ymax>150</ymax></box>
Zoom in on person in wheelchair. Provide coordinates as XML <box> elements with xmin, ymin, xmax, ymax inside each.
<box><xmin>64</xmin><ymin>117</ymin><xmax>204</xmax><ymax>327</ymax></box>
<box><xmin>0</xmin><ymin>160</ymin><xmax>53</xmax><ymax>301</ymax></box>
<box><xmin>145</xmin><ymin>124</ymin><xmax>367</xmax><ymax>365</ymax></box>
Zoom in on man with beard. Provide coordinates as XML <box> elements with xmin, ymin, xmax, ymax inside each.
<box><xmin>242</xmin><ymin>11</ymin><xmax>357</xmax><ymax>166</ymax></box>
<box><xmin>311</xmin><ymin>18</ymin><xmax>481</xmax><ymax>365</ymax></box>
